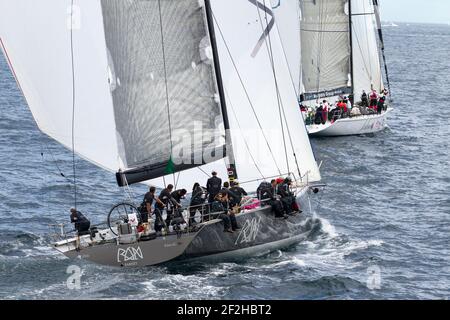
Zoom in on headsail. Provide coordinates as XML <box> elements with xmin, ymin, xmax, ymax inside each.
<box><xmin>0</xmin><ymin>0</ymin><xmax>120</xmax><ymax>172</ymax></box>
<box><xmin>372</xmin><ymin>0</ymin><xmax>392</xmax><ymax>96</ymax></box>
<box><xmin>271</xmin><ymin>0</ymin><xmax>303</xmax><ymax>95</ymax></box>
<box><xmin>300</xmin><ymin>0</ymin><xmax>352</xmax><ymax>102</ymax></box>
<box><xmin>210</xmin><ymin>0</ymin><xmax>321</xmax><ymax>189</ymax></box>
<box><xmin>350</xmin><ymin>0</ymin><xmax>383</xmax><ymax>97</ymax></box>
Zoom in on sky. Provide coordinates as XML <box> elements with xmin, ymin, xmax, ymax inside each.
<box><xmin>380</xmin><ymin>0</ymin><xmax>450</xmax><ymax>25</ymax></box>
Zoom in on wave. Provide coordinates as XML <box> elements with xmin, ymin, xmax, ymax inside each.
<box><xmin>0</xmin><ymin>231</ymin><xmax>58</xmax><ymax>259</ymax></box>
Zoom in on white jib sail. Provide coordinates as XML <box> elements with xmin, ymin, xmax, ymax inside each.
<box><xmin>351</xmin><ymin>0</ymin><xmax>383</xmax><ymax>98</ymax></box>
<box><xmin>271</xmin><ymin>0</ymin><xmax>303</xmax><ymax>96</ymax></box>
<box><xmin>211</xmin><ymin>0</ymin><xmax>321</xmax><ymax>189</ymax></box>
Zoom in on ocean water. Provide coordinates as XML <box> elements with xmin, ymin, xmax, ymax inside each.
<box><xmin>0</xmin><ymin>23</ymin><xmax>449</xmax><ymax>300</ymax></box>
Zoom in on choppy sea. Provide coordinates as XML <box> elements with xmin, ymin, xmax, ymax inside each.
<box><xmin>0</xmin><ymin>23</ymin><xmax>449</xmax><ymax>300</ymax></box>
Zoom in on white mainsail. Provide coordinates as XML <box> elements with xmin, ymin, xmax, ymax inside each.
<box><xmin>351</xmin><ymin>0</ymin><xmax>384</xmax><ymax>97</ymax></box>
<box><xmin>0</xmin><ymin>0</ymin><xmax>321</xmax><ymax>192</ymax></box>
<box><xmin>299</xmin><ymin>0</ymin><xmax>351</xmax><ymax>101</ymax></box>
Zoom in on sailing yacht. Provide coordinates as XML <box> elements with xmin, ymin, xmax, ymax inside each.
<box><xmin>0</xmin><ymin>0</ymin><xmax>324</xmax><ymax>267</ymax></box>
<box><xmin>276</xmin><ymin>0</ymin><xmax>393</xmax><ymax>137</ymax></box>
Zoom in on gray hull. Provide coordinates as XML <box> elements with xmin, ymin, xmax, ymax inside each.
<box><xmin>59</xmin><ymin>189</ymin><xmax>319</xmax><ymax>267</ymax></box>
<box><xmin>181</xmin><ymin>206</ymin><xmax>317</xmax><ymax>261</ymax></box>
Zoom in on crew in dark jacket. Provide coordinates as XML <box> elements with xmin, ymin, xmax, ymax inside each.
<box><xmin>207</xmin><ymin>171</ymin><xmax>222</xmax><ymax>203</ymax></box>
<box><xmin>189</xmin><ymin>183</ymin><xmax>207</xmax><ymax>225</ymax></box>
<box><xmin>229</xmin><ymin>181</ymin><xmax>248</xmax><ymax>207</ymax></box>
<box><xmin>70</xmin><ymin>208</ymin><xmax>91</xmax><ymax>234</ymax></box>
<box><xmin>277</xmin><ymin>178</ymin><xmax>296</xmax><ymax>215</ymax></box>
<box><xmin>210</xmin><ymin>193</ymin><xmax>239</xmax><ymax>233</ymax></box>
<box><xmin>257</xmin><ymin>180</ymin><xmax>286</xmax><ymax>218</ymax></box>
<box><xmin>220</xmin><ymin>181</ymin><xmax>240</xmax><ymax>207</ymax></box>
<box><xmin>168</xmin><ymin>188</ymin><xmax>187</xmax><ymax>225</ymax></box>
<box><xmin>158</xmin><ymin>184</ymin><xmax>174</xmax><ymax>226</ymax></box>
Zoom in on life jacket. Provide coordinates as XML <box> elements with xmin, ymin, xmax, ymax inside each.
<box><xmin>370</xmin><ymin>92</ymin><xmax>378</xmax><ymax>100</ymax></box>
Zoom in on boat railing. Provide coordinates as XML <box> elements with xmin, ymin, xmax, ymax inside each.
<box><xmin>48</xmin><ymin>221</ymin><xmax>109</xmax><ymax>243</ymax></box>
<box><xmin>180</xmin><ymin>195</ymin><xmax>275</xmax><ymax>230</ymax></box>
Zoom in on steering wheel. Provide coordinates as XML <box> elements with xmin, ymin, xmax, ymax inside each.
<box><xmin>107</xmin><ymin>202</ymin><xmax>141</xmax><ymax>236</ymax></box>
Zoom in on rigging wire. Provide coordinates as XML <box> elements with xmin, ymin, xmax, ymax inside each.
<box><xmin>157</xmin><ymin>0</ymin><xmax>176</xmax><ymax>188</ymax></box>
<box><xmin>224</xmin><ymin>88</ymin><xmax>265</xmax><ymax>179</ymax></box>
<box><xmin>211</xmin><ymin>11</ymin><xmax>282</xmax><ymax>176</ymax></box>
<box><xmin>256</xmin><ymin>0</ymin><xmax>290</xmax><ymax>175</ymax></box>
<box><xmin>273</xmin><ymin>9</ymin><xmax>300</xmax><ymax>98</ymax></box>
<box><xmin>41</xmin><ymin>143</ymin><xmax>72</xmax><ymax>183</ymax></box>
<box><xmin>264</xmin><ymin>1</ymin><xmax>302</xmax><ymax>181</ymax></box>
<box><xmin>254</xmin><ymin>0</ymin><xmax>303</xmax><ymax>180</ymax></box>
<box><xmin>69</xmin><ymin>0</ymin><xmax>77</xmax><ymax>210</ymax></box>
<box><xmin>352</xmin><ymin>22</ymin><xmax>373</xmax><ymax>84</ymax></box>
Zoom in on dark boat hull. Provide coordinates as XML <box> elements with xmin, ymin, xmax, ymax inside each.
<box><xmin>60</xmin><ymin>188</ymin><xmax>320</xmax><ymax>267</ymax></box>
<box><xmin>181</xmin><ymin>206</ymin><xmax>318</xmax><ymax>262</ymax></box>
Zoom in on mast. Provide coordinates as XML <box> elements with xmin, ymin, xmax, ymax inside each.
<box><xmin>204</xmin><ymin>0</ymin><xmax>238</xmax><ymax>182</ymax></box>
<box><xmin>348</xmin><ymin>0</ymin><xmax>355</xmax><ymax>98</ymax></box>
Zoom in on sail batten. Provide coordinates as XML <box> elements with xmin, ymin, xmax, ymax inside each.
<box><xmin>102</xmin><ymin>0</ymin><xmax>227</xmax><ymax>182</ymax></box>
<box><xmin>300</xmin><ymin>0</ymin><xmax>351</xmax><ymax>100</ymax></box>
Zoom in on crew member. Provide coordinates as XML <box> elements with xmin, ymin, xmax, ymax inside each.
<box><xmin>314</xmin><ymin>104</ymin><xmax>324</xmax><ymax>124</ymax></box>
<box><xmin>157</xmin><ymin>184</ymin><xmax>174</xmax><ymax>226</ymax></box>
<box><xmin>168</xmin><ymin>188</ymin><xmax>187</xmax><ymax>225</ymax></box>
<box><xmin>139</xmin><ymin>186</ymin><xmax>164</xmax><ymax>223</ymax></box>
<box><xmin>377</xmin><ymin>96</ymin><xmax>385</xmax><ymax>114</ymax></box>
<box><xmin>277</xmin><ymin>178</ymin><xmax>296</xmax><ymax>216</ymax></box>
<box><xmin>369</xmin><ymin>90</ymin><xmax>378</xmax><ymax>108</ymax></box>
<box><xmin>207</xmin><ymin>171</ymin><xmax>222</xmax><ymax>203</ymax></box>
<box><xmin>361</xmin><ymin>90</ymin><xmax>368</xmax><ymax>107</ymax></box>
<box><xmin>258</xmin><ymin>180</ymin><xmax>286</xmax><ymax>218</ymax></box>
<box><xmin>189</xmin><ymin>183</ymin><xmax>207</xmax><ymax>225</ymax></box>
<box><xmin>210</xmin><ymin>193</ymin><xmax>239</xmax><ymax>233</ymax></box>
<box><xmin>229</xmin><ymin>181</ymin><xmax>248</xmax><ymax>208</ymax></box>
<box><xmin>70</xmin><ymin>208</ymin><xmax>91</xmax><ymax>235</ymax></box>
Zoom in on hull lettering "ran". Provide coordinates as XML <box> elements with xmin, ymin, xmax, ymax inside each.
<box><xmin>117</xmin><ymin>247</ymin><xmax>143</xmax><ymax>263</ymax></box>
